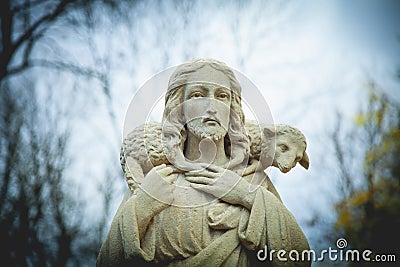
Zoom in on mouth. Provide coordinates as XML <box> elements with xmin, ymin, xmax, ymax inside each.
<box><xmin>278</xmin><ymin>162</ymin><xmax>290</xmax><ymax>173</ymax></box>
<box><xmin>202</xmin><ymin>117</ymin><xmax>221</xmax><ymax>126</ymax></box>
<box><xmin>280</xmin><ymin>167</ymin><xmax>290</xmax><ymax>173</ymax></box>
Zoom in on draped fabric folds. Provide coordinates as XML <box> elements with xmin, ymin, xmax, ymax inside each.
<box><xmin>97</xmin><ymin>172</ymin><xmax>310</xmax><ymax>267</ymax></box>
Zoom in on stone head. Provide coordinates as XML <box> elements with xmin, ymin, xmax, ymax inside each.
<box><xmin>161</xmin><ymin>58</ymin><xmax>250</xmax><ymax>169</ymax></box>
<box><xmin>261</xmin><ymin>125</ymin><xmax>309</xmax><ymax>173</ymax></box>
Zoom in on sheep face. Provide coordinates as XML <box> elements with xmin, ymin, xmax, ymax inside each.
<box><xmin>259</xmin><ymin>126</ymin><xmax>309</xmax><ymax>173</ymax></box>
<box><xmin>272</xmin><ymin>134</ymin><xmax>309</xmax><ymax>173</ymax></box>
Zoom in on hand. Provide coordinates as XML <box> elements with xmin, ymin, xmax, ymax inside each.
<box><xmin>136</xmin><ymin>164</ymin><xmax>179</xmax><ymax>239</ymax></box>
<box><xmin>185</xmin><ymin>164</ymin><xmax>256</xmax><ymax>209</ymax></box>
<box><xmin>139</xmin><ymin>164</ymin><xmax>179</xmax><ymax>208</ymax></box>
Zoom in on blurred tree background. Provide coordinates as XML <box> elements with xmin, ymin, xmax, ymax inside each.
<box><xmin>1</xmin><ymin>0</ymin><xmax>399</xmax><ymax>266</ymax></box>
<box><xmin>331</xmin><ymin>84</ymin><xmax>400</xmax><ymax>265</ymax></box>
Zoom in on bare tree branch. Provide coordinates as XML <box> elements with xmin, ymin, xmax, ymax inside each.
<box><xmin>13</xmin><ymin>0</ymin><xmax>75</xmax><ymax>53</ymax></box>
<box><xmin>0</xmin><ymin>0</ymin><xmax>77</xmax><ymax>81</ymax></box>
<box><xmin>7</xmin><ymin>58</ymin><xmax>104</xmax><ymax>79</ymax></box>
<box><xmin>331</xmin><ymin>112</ymin><xmax>354</xmax><ymax>198</ymax></box>
<box><xmin>11</xmin><ymin>0</ymin><xmax>50</xmax><ymax>13</ymax></box>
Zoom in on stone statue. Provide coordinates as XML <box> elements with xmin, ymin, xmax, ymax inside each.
<box><xmin>97</xmin><ymin>58</ymin><xmax>311</xmax><ymax>266</ymax></box>
<box><xmin>120</xmin><ymin>121</ymin><xmax>309</xmax><ymax>193</ymax></box>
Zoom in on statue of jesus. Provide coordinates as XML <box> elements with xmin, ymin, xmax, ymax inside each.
<box><xmin>97</xmin><ymin>58</ymin><xmax>311</xmax><ymax>267</ymax></box>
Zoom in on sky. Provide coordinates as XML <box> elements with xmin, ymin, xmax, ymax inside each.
<box><xmin>25</xmin><ymin>0</ymin><xmax>400</xmax><ymax>252</ymax></box>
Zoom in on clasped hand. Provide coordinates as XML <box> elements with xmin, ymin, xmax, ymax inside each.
<box><xmin>140</xmin><ymin>164</ymin><xmax>179</xmax><ymax>206</ymax></box>
<box><xmin>139</xmin><ymin>163</ymin><xmax>256</xmax><ymax>210</ymax></box>
<box><xmin>185</xmin><ymin>163</ymin><xmax>255</xmax><ymax>209</ymax></box>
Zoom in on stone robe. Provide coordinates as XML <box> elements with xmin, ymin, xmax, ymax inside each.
<box><xmin>97</xmin><ymin>170</ymin><xmax>310</xmax><ymax>267</ymax></box>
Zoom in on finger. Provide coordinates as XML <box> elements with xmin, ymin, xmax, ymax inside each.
<box><xmin>185</xmin><ymin>176</ymin><xmax>215</xmax><ymax>185</ymax></box>
<box><xmin>186</xmin><ymin>169</ymin><xmax>217</xmax><ymax>176</ymax></box>
<box><xmin>164</xmin><ymin>173</ymin><xmax>177</xmax><ymax>184</ymax></box>
<box><xmin>190</xmin><ymin>183</ymin><xmax>209</xmax><ymax>191</ymax></box>
<box><xmin>202</xmin><ymin>163</ymin><xmax>224</xmax><ymax>173</ymax></box>
<box><xmin>154</xmin><ymin>164</ymin><xmax>167</xmax><ymax>170</ymax></box>
<box><xmin>169</xmin><ymin>166</ymin><xmax>185</xmax><ymax>173</ymax></box>
<box><xmin>157</xmin><ymin>166</ymin><xmax>174</xmax><ymax>176</ymax></box>
<box><xmin>189</xmin><ymin>183</ymin><xmax>218</xmax><ymax>197</ymax></box>
<box><xmin>186</xmin><ymin>170</ymin><xmax>219</xmax><ymax>178</ymax></box>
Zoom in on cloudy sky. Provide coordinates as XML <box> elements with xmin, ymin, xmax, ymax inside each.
<box><xmin>27</xmin><ymin>0</ymin><xmax>399</xmax><ymax>252</ymax></box>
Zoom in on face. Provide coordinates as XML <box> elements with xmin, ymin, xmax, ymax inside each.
<box><xmin>272</xmin><ymin>136</ymin><xmax>306</xmax><ymax>173</ymax></box>
<box><xmin>183</xmin><ymin>81</ymin><xmax>231</xmax><ymax>141</ymax></box>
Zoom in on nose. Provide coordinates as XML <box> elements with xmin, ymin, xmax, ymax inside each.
<box><xmin>206</xmin><ymin>98</ymin><xmax>217</xmax><ymax>115</ymax></box>
<box><xmin>206</xmin><ymin>108</ymin><xmax>216</xmax><ymax>116</ymax></box>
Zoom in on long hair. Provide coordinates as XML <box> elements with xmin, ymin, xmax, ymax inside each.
<box><xmin>162</xmin><ymin>59</ymin><xmax>250</xmax><ymax>170</ymax></box>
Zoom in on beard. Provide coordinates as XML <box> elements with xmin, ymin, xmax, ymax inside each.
<box><xmin>186</xmin><ymin>119</ymin><xmax>227</xmax><ymax>141</ymax></box>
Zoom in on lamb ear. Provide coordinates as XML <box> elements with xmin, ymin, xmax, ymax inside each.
<box><xmin>299</xmin><ymin>151</ymin><xmax>310</xmax><ymax>170</ymax></box>
<box><xmin>263</xmin><ymin>127</ymin><xmax>275</xmax><ymax>139</ymax></box>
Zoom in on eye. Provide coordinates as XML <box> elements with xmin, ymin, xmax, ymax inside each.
<box><xmin>217</xmin><ymin>92</ymin><xmax>229</xmax><ymax>99</ymax></box>
<box><xmin>279</xmin><ymin>144</ymin><xmax>289</xmax><ymax>152</ymax></box>
<box><xmin>190</xmin><ymin>91</ymin><xmax>204</xmax><ymax>98</ymax></box>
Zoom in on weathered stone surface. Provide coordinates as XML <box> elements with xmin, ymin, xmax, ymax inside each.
<box><xmin>121</xmin><ymin>120</ymin><xmax>309</xmax><ymax>192</ymax></box>
<box><xmin>97</xmin><ymin>58</ymin><xmax>311</xmax><ymax>266</ymax></box>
